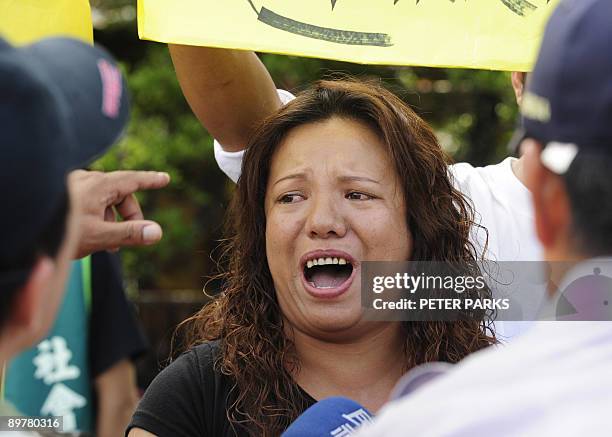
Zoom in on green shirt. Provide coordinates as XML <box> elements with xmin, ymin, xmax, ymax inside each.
<box><xmin>3</xmin><ymin>258</ymin><xmax>93</xmax><ymax>434</ymax></box>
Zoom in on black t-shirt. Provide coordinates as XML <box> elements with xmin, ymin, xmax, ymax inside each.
<box><xmin>89</xmin><ymin>251</ymin><xmax>148</xmax><ymax>377</ymax></box>
<box><xmin>127</xmin><ymin>341</ymin><xmax>317</xmax><ymax>437</ymax></box>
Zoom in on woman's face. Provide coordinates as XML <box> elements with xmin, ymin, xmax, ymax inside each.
<box><xmin>265</xmin><ymin>117</ymin><xmax>412</xmax><ymax>339</ymax></box>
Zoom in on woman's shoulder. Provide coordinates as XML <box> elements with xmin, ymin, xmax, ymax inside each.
<box><xmin>157</xmin><ymin>340</ymin><xmax>227</xmax><ymax>396</ymax></box>
<box><xmin>128</xmin><ymin>340</ymin><xmax>235</xmax><ymax>437</ymax></box>
<box><xmin>190</xmin><ymin>339</ymin><xmax>222</xmax><ymax>363</ymax></box>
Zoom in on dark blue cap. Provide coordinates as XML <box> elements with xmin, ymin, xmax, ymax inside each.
<box><xmin>514</xmin><ymin>0</ymin><xmax>612</xmax><ymax>174</ymax></box>
<box><xmin>0</xmin><ymin>36</ymin><xmax>129</xmax><ymax>264</ymax></box>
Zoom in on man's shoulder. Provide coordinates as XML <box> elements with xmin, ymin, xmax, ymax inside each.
<box><xmin>370</xmin><ymin>323</ymin><xmax>612</xmax><ymax>435</ymax></box>
<box><xmin>358</xmin><ymin>335</ymin><xmax>538</xmax><ymax>435</ymax></box>
<box><xmin>449</xmin><ymin>156</ymin><xmax>534</xmax><ymax>233</ymax></box>
<box><xmin>449</xmin><ymin>157</ymin><xmax>514</xmax><ymax>187</ymax></box>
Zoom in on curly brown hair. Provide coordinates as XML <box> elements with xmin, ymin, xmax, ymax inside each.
<box><xmin>180</xmin><ymin>79</ymin><xmax>495</xmax><ymax>436</ymax></box>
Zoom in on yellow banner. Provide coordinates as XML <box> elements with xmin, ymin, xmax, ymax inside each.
<box><xmin>138</xmin><ymin>0</ymin><xmax>559</xmax><ymax>71</ymax></box>
<box><xmin>0</xmin><ymin>0</ymin><xmax>93</xmax><ymax>45</ymax></box>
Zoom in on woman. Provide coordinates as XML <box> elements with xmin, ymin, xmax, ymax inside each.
<box><xmin>128</xmin><ymin>79</ymin><xmax>495</xmax><ymax>437</ymax></box>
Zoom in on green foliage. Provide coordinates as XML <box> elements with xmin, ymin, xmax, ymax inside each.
<box><xmin>92</xmin><ymin>40</ymin><xmax>229</xmax><ymax>292</ymax></box>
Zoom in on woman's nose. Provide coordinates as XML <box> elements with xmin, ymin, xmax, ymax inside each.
<box><xmin>305</xmin><ymin>194</ymin><xmax>347</xmax><ymax>239</ymax></box>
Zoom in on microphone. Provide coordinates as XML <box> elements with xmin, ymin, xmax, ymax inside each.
<box><xmin>281</xmin><ymin>397</ymin><xmax>374</xmax><ymax>437</ymax></box>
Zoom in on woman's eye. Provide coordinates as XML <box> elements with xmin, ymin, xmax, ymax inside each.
<box><xmin>278</xmin><ymin>193</ymin><xmax>305</xmax><ymax>203</ymax></box>
<box><xmin>346</xmin><ymin>191</ymin><xmax>372</xmax><ymax>201</ymax></box>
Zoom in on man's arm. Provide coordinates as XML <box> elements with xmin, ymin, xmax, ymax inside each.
<box><xmin>168</xmin><ymin>45</ymin><xmax>281</xmax><ymax>152</ymax></box>
<box><xmin>88</xmin><ymin>251</ymin><xmax>148</xmax><ymax>436</ymax></box>
<box><xmin>94</xmin><ymin>359</ymin><xmax>140</xmax><ymax>437</ymax></box>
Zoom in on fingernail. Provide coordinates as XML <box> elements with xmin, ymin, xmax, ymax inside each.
<box><xmin>142</xmin><ymin>224</ymin><xmax>162</xmax><ymax>243</ymax></box>
<box><xmin>157</xmin><ymin>172</ymin><xmax>170</xmax><ymax>183</ymax></box>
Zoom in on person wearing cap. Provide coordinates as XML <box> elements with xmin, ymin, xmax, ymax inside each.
<box><xmin>350</xmin><ymin>0</ymin><xmax>612</xmax><ymax>434</ymax></box>
<box><xmin>0</xmin><ymin>35</ymin><xmax>167</xmax><ymax>436</ymax></box>
<box><xmin>2</xmin><ymin>250</ymin><xmax>150</xmax><ymax>437</ymax></box>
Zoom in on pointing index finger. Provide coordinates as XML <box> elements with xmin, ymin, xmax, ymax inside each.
<box><xmin>104</xmin><ymin>171</ymin><xmax>170</xmax><ymax>200</ymax></box>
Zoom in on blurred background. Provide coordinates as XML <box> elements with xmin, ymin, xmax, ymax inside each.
<box><xmin>89</xmin><ymin>0</ymin><xmax>520</xmax><ymax>388</ymax></box>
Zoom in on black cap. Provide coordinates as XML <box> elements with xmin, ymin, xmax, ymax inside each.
<box><xmin>0</xmin><ymin>36</ymin><xmax>129</xmax><ymax>264</ymax></box>
<box><xmin>510</xmin><ymin>0</ymin><xmax>612</xmax><ymax>174</ymax></box>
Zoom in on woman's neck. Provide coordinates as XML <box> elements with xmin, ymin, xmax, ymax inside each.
<box><xmin>288</xmin><ymin>322</ymin><xmax>406</xmax><ymax>413</ymax></box>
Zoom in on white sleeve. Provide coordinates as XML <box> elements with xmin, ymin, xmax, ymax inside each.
<box><xmin>449</xmin><ymin>157</ymin><xmax>541</xmax><ymax>262</ymax></box>
<box><xmin>213</xmin><ymin>89</ymin><xmax>296</xmax><ymax>183</ymax></box>
<box><xmin>450</xmin><ymin>158</ymin><xmax>544</xmax><ymax>343</ymax></box>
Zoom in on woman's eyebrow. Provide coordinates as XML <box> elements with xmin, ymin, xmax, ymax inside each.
<box><xmin>338</xmin><ymin>175</ymin><xmax>381</xmax><ymax>184</ymax></box>
<box><xmin>273</xmin><ymin>172</ymin><xmax>307</xmax><ymax>186</ymax></box>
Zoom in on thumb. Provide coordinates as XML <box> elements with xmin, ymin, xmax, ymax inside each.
<box><xmin>101</xmin><ymin>220</ymin><xmax>163</xmax><ymax>247</ymax></box>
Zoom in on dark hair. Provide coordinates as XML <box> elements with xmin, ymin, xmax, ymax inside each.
<box><xmin>180</xmin><ymin>79</ymin><xmax>495</xmax><ymax>436</ymax></box>
<box><xmin>0</xmin><ymin>189</ymin><xmax>69</xmax><ymax>328</ymax></box>
<box><xmin>564</xmin><ymin>152</ymin><xmax>612</xmax><ymax>255</ymax></box>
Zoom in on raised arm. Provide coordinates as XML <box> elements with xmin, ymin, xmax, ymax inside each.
<box><xmin>169</xmin><ymin>45</ymin><xmax>281</xmax><ymax>152</ymax></box>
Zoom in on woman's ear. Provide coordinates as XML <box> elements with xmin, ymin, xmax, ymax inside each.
<box><xmin>3</xmin><ymin>257</ymin><xmax>55</xmax><ymax>346</ymax></box>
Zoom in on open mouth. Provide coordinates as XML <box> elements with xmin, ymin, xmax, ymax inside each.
<box><xmin>304</xmin><ymin>256</ymin><xmax>354</xmax><ymax>289</ymax></box>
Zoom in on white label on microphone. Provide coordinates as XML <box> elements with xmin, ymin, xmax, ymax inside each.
<box><xmin>331</xmin><ymin>408</ymin><xmax>373</xmax><ymax>436</ymax></box>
